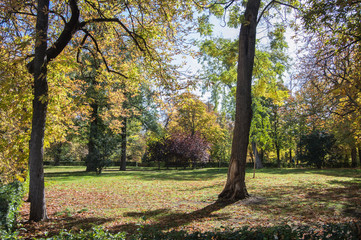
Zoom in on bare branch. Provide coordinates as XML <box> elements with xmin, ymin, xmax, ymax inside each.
<box><xmin>257</xmin><ymin>0</ymin><xmax>299</xmax><ymax>25</ymax></box>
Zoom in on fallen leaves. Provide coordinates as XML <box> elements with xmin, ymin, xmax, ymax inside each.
<box><xmin>17</xmin><ymin>167</ymin><xmax>361</xmax><ymax>238</ymax></box>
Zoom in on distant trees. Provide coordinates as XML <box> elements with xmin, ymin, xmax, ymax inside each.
<box><xmin>298</xmin><ymin>131</ymin><xmax>337</xmax><ymax>169</ymax></box>
<box><xmin>296</xmin><ymin>0</ymin><xmax>361</xmax><ymax>168</ymax></box>
<box><xmin>145</xmin><ymin>92</ymin><xmax>226</xmax><ymax>168</ymax></box>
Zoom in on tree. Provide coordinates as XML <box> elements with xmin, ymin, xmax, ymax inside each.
<box><xmin>167</xmin><ymin>92</ymin><xmax>225</xmax><ymax>148</ymax></box>
<box><xmin>28</xmin><ymin>0</ymin><xmax>50</xmax><ymax>221</ymax></box>
<box><xmin>118</xmin><ymin>84</ymin><xmax>162</xmax><ymax>170</ymax></box>
<box><xmin>297</xmin><ymin>130</ymin><xmax>336</xmax><ymax>169</ymax></box>
<box><xmin>199</xmin><ymin>11</ymin><xmax>290</xmax><ymax>172</ymax></box>
<box><xmin>218</xmin><ymin>0</ymin><xmax>261</xmax><ymax>201</ymax></box>
<box><xmin>214</xmin><ymin>0</ymin><xmax>297</xmax><ymax>200</ymax></box>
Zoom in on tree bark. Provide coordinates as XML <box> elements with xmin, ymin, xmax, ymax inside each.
<box><xmin>120</xmin><ymin>117</ymin><xmax>127</xmax><ymax>171</ymax></box>
<box><xmin>351</xmin><ymin>146</ymin><xmax>357</xmax><ymax>168</ymax></box>
<box><xmin>86</xmin><ymin>103</ymin><xmax>99</xmax><ymax>172</ymax></box>
<box><xmin>358</xmin><ymin>146</ymin><xmax>361</xmax><ymax>167</ymax></box>
<box><xmin>218</xmin><ymin>0</ymin><xmax>261</xmax><ymax>201</ymax></box>
<box><xmin>28</xmin><ymin>0</ymin><xmax>49</xmax><ymax>222</ymax></box>
<box><xmin>260</xmin><ymin>148</ymin><xmax>264</xmax><ymax>163</ymax></box>
<box><xmin>289</xmin><ymin>149</ymin><xmax>292</xmax><ymax>163</ymax></box>
<box><xmin>276</xmin><ymin>143</ymin><xmax>281</xmax><ymax>168</ymax></box>
<box><xmin>252</xmin><ymin>141</ymin><xmax>263</xmax><ymax>169</ymax></box>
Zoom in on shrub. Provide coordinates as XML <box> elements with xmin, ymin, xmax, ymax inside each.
<box><xmin>0</xmin><ymin>181</ymin><xmax>24</xmax><ymax>232</ymax></box>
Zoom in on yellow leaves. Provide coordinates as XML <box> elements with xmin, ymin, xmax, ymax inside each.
<box><xmin>0</xmin><ymin>52</ymin><xmax>31</xmax><ymax>184</ymax></box>
<box><xmin>167</xmin><ymin>92</ymin><xmax>226</xmax><ymax>146</ymax></box>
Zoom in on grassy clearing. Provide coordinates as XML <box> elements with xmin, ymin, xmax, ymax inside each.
<box><xmin>19</xmin><ymin>167</ymin><xmax>361</xmax><ymax>238</ymax></box>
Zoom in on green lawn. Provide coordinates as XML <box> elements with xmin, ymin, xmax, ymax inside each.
<box><xmin>19</xmin><ymin>167</ymin><xmax>361</xmax><ymax>238</ymax></box>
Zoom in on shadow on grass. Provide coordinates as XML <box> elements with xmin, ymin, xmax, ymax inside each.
<box><xmin>252</xmin><ymin>167</ymin><xmax>361</xmax><ymax>178</ymax></box>
<box><xmin>45</xmin><ymin>168</ymin><xmax>229</xmax><ymax>182</ymax></box>
<box><xmin>44</xmin><ymin>166</ymin><xmax>361</xmax><ymax>183</ymax></box>
<box><xmin>245</xmin><ymin>179</ymin><xmax>361</xmax><ymax>220</ymax></box>
<box><xmin>109</xmin><ymin>200</ymin><xmax>234</xmax><ymax>234</ymax></box>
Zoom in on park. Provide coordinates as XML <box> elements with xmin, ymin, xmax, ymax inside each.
<box><xmin>17</xmin><ymin>166</ymin><xmax>361</xmax><ymax>239</ymax></box>
<box><xmin>0</xmin><ymin>0</ymin><xmax>361</xmax><ymax>239</ymax></box>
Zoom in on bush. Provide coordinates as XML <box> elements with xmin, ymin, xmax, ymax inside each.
<box><xmin>0</xmin><ymin>181</ymin><xmax>24</xmax><ymax>232</ymax></box>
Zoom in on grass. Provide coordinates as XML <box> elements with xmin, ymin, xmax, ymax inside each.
<box><xmin>18</xmin><ymin>167</ymin><xmax>361</xmax><ymax>238</ymax></box>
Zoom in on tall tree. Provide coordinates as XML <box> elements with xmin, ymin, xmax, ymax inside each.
<box><xmin>28</xmin><ymin>0</ymin><xmax>50</xmax><ymax>221</ymax></box>
<box><xmin>218</xmin><ymin>0</ymin><xmax>261</xmax><ymax>201</ymax></box>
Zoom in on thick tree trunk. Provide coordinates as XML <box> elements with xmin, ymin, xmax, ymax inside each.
<box><xmin>218</xmin><ymin>0</ymin><xmax>260</xmax><ymax>201</ymax></box>
<box><xmin>28</xmin><ymin>0</ymin><xmax>49</xmax><ymax>222</ymax></box>
<box><xmin>351</xmin><ymin>147</ymin><xmax>357</xmax><ymax>168</ymax></box>
<box><xmin>120</xmin><ymin>117</ymin><xmax>127</xmax><ymax>171</ymax></box>
<box><xmin>358</xmin><ymin>147</ymin><xmax>361</xmax><ymax>167</ymax></box>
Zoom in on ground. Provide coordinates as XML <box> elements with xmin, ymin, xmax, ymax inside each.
<box><xmin>18</xmin><ymin>167</ymin><xmax>361</xmax><ymax>238</ymax></box>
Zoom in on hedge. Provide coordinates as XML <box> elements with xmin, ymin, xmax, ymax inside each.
<box><xmin>1</xmin><ymin>222</ymin><xmax>360</xmax><ymax>239</ymax></box>
<box><xmin>0</xmin><ymin>181</ymin><xmax>24</xmax><ymax>232</ymax></box>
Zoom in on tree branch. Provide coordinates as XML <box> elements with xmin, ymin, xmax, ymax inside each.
<box><xmin>80</xmin><ymin>29</ymin><xmax>128</xmax><ymax>79</ymax></box>
<box><xmin>79</xmin><ymin>18</ymin><xmax>147</xmax><ymax>53</ymax></box>
<box><xmin>257</xmin><ymin>0</ymin><xmax>299</xmax><ymax>25</ymax></box>
<box><xmin>27</xmin><ymin>0</ymin><xmax>80</xmax><ymax>74</ymax></box>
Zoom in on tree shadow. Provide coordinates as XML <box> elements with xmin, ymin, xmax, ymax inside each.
<box><xmin>108</xmin><ymin>200</ymin><xmax>235</xmax><ymax>234</ymax></box>
<box><xmin>245</xmin><ymin>179</ymin><xmax>361</xmax><ymax>221</ymax></box>
<box><xmin>251</xmin><ymin>168</ymin><xmax>361</xmax><ymax>178</ymax></box>
<box><xmin>45</xmin><ymin>168</ymin><xmax>228</xmax><ymax>182</ymax></box>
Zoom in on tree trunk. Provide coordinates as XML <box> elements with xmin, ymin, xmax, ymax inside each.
<box><xmin>260</xmin><ymin>148</ymin><xmax>264</xmax><ymax>163</ymax></box>
<box><xmin>351</xmin><ymin>147</ymin><xmax>357</xmax><ymax>168</ymax></box>
<box><xmin>86</xmin><ymin>103</ymin><xmax>99</xmax><ymax>172</ymax></box>
<box><xmin>289</xmin><ymin>149</ymin><xmax>292</xmax><ymax>164</ymax></box>
<box><xmin>120</xmin><ymin>117</ymin><xmax>127</xmax><ymax>171</ymax></box>
<box><xmin>249</xmin><ymin>144</ymin><xmax>256</xmax><ymax>178</ymax></box>
<box><xmin>252</xmin><ymin>141</ymin><xmax>263</xmax><ymax>169</ymax></box>
<box><xmin>28</xmin><ymin>0</ymin><xmax>49</xmax><ymax>222</ymax></box>
<box><xmin>344</xmin><ymin>153</ymin><xmax>349</xmax><ymax>167</ymax></box>
<box><xmin>358</xmin><ymin>147</ymin><xmax>361</xmax><ymax>167</ymax></box>
<box><xmin>218</xmin><ymin>0</ymin><xmax>260</xmax><ymax>201</ymax></box>
<box><xmin>276</xmin><ymin>144</ymin><xmax>281</xmax><ymax>168</ymax></box>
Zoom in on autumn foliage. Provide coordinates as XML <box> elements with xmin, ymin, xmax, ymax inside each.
<box><xmin>145</xmin><ymin>131</ymin><xmax>210</xmax><ymax>168</ymax></box>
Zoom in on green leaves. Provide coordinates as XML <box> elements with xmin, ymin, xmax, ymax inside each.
<box><xmin>197</xmin><ymin>15</ymin><xmax>213</xmax><ymax>36</ymax></box>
